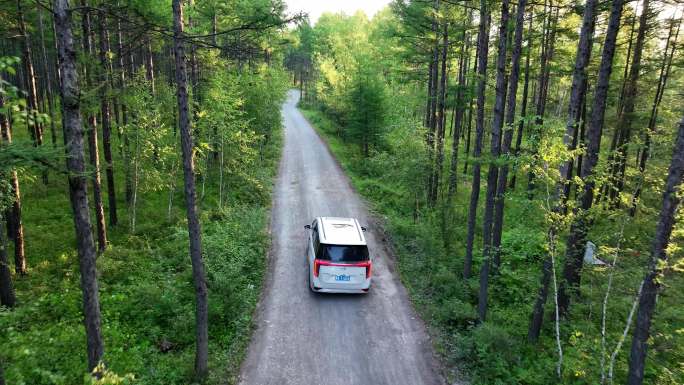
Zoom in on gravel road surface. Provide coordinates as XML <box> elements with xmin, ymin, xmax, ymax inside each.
<box><xmin>238</xmin><ymin>90</ymin><xmax>445</xmax><ymax>385</ymax></box>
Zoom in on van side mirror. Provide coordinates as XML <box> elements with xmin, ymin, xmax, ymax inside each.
<box><xmin>304</xmin><ymin>224</ymin><xmax>311</xmax><ymax>230</ymax></box>
<box><xmin>361</xmin><ymin>226</ymin><xmax>367</xmax><ymax>232</ymax></box>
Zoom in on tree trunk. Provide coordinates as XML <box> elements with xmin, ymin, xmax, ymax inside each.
<box><xmin>81</xmin><ymin>4</ymin><xmax>107</xmax><ymax>253</ymax></box>
<box><xmin>98</xmin><ymin>11</ymin><xmax>118</xmax><ymax>226</ymax></box>
<box><xmin>17</xmin><ymin>0</ymin><xmax>44</xmax><ymax>146</ymax></box>
<box><xmin>616</xmin><ymin>11</ymin><xmax>637</xmax><ymax>118</ymax></box>
<box><xmin>54</xmin><ymin>0</ymin><xmax>105</xmax><ymax>372</ymax></box>
<box><xmin>38</xmin><ymin>8</ymin><xmax>58</xmax><ymax>146</ymax></box>
<box><xmin>478</xmin><ymin>0</ymin><xmax>509</xmax><ymax>323</ymax></box>
<box><xmin>426</xmin><ymin>0</ymin><xmax>440</xmax><ymax>205</ymax></box>
<box><xmin>538</xmin><ymin>0</ymin><xmax>597</xmax><ymax>327</ymax></box>
<box><xmin>462</xmin><ymin>33</ymin><xmax>478</xmax><ymax>175</ymax></box>
<box><xmin>464</xmin><ymin>1</ymin><xmax>490</xmax><ymax>279</ymax></box>
<box><xmin>557</xmin><ymin>0</ymin><xmax>625</xmax><ymax>317</ymax></box>
<box><xmin>527</xmin><ymin>4</ymin><xmax>558</xmax><ymax>196</ymax></box>
<box><xmin>145</xmin><ymin>34</ymin><xmax>156</xmax><ymax>95</ymax></box>
<box><xmin>172</xmin><ymin>0</ymin><xmax>209</xmax><ymax>378</ymax></box>
<box><xmin>492</xmin><ymin>0</ymin><xmax>528</xmax><ymax>270</ymax></box>
<box><xmin>189</xmin><ymin>12</ymin><xmax>199</xmax><ymax>91</ymax></box>
<box><xmin>448</xmin><ymin>21</ymin><xmax>471</xmax><ymax>200</ymax></box>
<box><xmin>528</xmin><ymin>258</ymin><xmax>551</xmax><ymax>341</ymax></box>
<box><xmin>558</xmin><ymin>0</ymin><xmax>596</xmax><ymax>207</ymax></box>
<box><xmin>629</xmin><ymin>17</ymin><xmax>680</xmax><ymax>216</ymax></box>
<box><xmin>626</xmin><ymin>115</ymin><xmax>684</xmax><ymax>385</ymax></box>
<box><xmin>610</xmin><ymin>0</ymin><xmax>651</xmax><ymax>205</ymax></box>
<box><xmin>575</xmin><ymin>95</ymin><xmax>587</xmax><ymax>181</ymax></box>
<box><xmin>424</xmin><ymin>58</ymin><xmax>433</xmax><ymax>128</ymax></box>
<box><xmin>8</xmin><ymin>173</ymin><xmax>25</xmax><ymax>276</ymax></box>
<box><xmin>0</xmin><ymin>216</ymin><xmax>16</xmax><ymax>308</ymax></box>
<box><xmin>509</xmin><ymin>12</ymin><xmax>533</xmax><ymax>190</ymax></box>
<box><xmin>432</xmin><ymin>20</ymin><xmax>448</xmax><ymax>205</ymax></box>
<box><xmin>117</xmin><ymin>19</ymin><xmax>133</xmax><ymax>205</ymax></box>
<box><xmin>0</xmin><ymin>91</ymin><xmax>26</xmax><ymax>275</ymax></box>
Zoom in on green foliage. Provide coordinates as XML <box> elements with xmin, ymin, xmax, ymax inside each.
<box><xmin>1</xmin><ymin>49</ymin><xmax>287</xmax><ymax>385</ymax></box>
<box><xmin>0</xmin><ymin>56</ymin><xmax>58</xmax><ymax>212</ymax></box>
<box><xmin>0</xmin><ymin>127</ymin><xmax>282</xmax><ymax>384</ymax></box>
<box><xmin>238</xmin><ymin>64</ymin><xmax>289</xmax><ymax>144</ymax></box>
<box><xmin>124</xmin><ymin>72</ymin><xmax>178</xmax><ymax>184</ymax></box>
<box><xmin>345</xmin><ymin>61</ymin><xmax>387</xmax><ymax>156</ymax></box>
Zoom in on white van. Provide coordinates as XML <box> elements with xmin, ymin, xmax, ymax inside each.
<box><xmin>304</xmin><ymin>217</ymin><xmax>372</xmax><ymax>293</ymax></box>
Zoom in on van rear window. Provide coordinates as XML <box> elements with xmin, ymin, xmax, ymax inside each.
<box><xmin>318</xmin><ymin>244</ymin><xmax>369</xmax><ymax>262</ymax></box>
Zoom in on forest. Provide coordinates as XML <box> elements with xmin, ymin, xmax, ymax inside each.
<box><xmin>0</xmin><ymin>0</ymin><xmax>683</xmax><ymax>384</ymax></box>
<box><xmin>0</xmin><ymin>0</ymin><xmax>292</xmax><ymax>383</ymax></box>
<box><xmin>287</xmin><ymin>0</ymin><xmax>683</xmax><ymax>384</ymax></box>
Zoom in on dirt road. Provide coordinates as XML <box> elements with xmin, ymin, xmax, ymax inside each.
<box><xmin>238</xmin><ymin>90</ymin><xmax>444</xmax><ymax>385</ymax></box>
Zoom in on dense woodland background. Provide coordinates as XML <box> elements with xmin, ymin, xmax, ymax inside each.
<box><xmin>0</xmin><ymin>0</ymin><xmax>683</xmax><ymax>384</ymax></box>
<box><xmin>1</xmin><ymin>0</ymin><xmax>292</xmax><ymax>383</ymax></box>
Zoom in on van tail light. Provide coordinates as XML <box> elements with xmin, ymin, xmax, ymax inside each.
<box><xmin>366</xmin><ymin>261</ymin><xmax>372</xmax><ymax>279</ymax></box>
<box><xmin>313</xmin><ymin>259</ymin><xmax>321</xmax><ymax>277</ymax></box>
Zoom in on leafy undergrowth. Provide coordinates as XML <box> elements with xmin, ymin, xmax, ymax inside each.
<box><xmin>300</xmin><ymin>106</ymin><xmax>684</xmax><ymax>385</ymax></box>
<box><xmin>0</xmin><ymin>129</ymin><xmax>281</xmax><ymax>385</ymax></box>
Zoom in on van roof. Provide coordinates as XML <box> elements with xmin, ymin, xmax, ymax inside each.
<box><xmin>317</xmin><ymin>217</ymin><xmax>366</xmax><ymax>246</ymax></box>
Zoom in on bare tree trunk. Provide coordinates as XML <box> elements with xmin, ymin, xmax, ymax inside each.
<box><xmin>527</xmin><ymin>3</ymin><xmax>558</xmax><ymax>196</ymax></box>
<box><xmin>188</xmin><ymin>22</ymin><xmax>199</xmax><ymax>90</ymax></box>
<box><xmin>8</xmin><ymin>173</ymin><xmax>24</xmax><ymax>275</ymax></box>
<box><xmin>98</xmin><ymin>11</ymin><xmax>118</xmax><ymax>227</ymax></box>
<box><xmin>541</xmin><ymin>0</ymin><xmax>597</xmax><ymax>326</ymax></box>
<box><xmin>219</xmin><ymin>136</ymin><xmax>225</xmax><ymax>208</ymax></box>
<box><xmin>426</xmin><ymin>0</ymin><xmax>440</xmax><ymax>205</ymax></box>
<box><xmin>528</xmin><ymin>258</ymin><xmax>551</xmax><ymax>342</ymax></box>
<box><xmin>51</xmin><ymin>6</ymin><xmax>63</xmax><ymax>132</ymax></box>
<box><xmin>629</xmin><ymin>16</ymin><xmax>680</xmax><ymax>216</ymax></box>
<box><xmin>448</xmin><ymin>19</ymin><xmax>471</xmax><ymax>200</ymax></box>
<box><xmin>17</xmin><ymin>0</ymin><xmax>44</xmax><ymax>146</ymax></box>
<box><xmin>0</xmin><ymin>216</ymin><xmax>16</xmax><ymax>308</ymax></box>
<box><xmin>38</xmin><ymin>8</ymin><xmax>58</xmax><ymax>146</ymax></box>
<box><xmin>130</xmin><ymin>125</ymin><xmax>140</xmax><ymax>233</ymax></box>
<box><xmin>145</xmin><ymin>34</ymin><xmax>155</xmax><ymax>95</ymax></box>
<box><xmin>557</xmin><ymin>0</ymin><xmax>625</xmax><ymax>317</ymax></box>
<box><xmin>432</xmin><ymin>20</ymin><xmax>448</xmax><ymax>205</ymax></box>
<box><xmin>478</xmin><ymin>0</ymin><xmax>510</xmax><ymax>323</ymax></box>
<box><xmin>575</xmin><ymin>95</ymin><xmax>587</xmax><ymax>181</ymax></box>
<box><xmin>117</xmin><ymin>18</ymin><xmax>133</xmax><ymax>205</ymax></box>
<box><xmin>54</xmin><ymin>0</ymin><xmax>104</xmax><ymax>372</ymax></box>
<box><xmin>627</xmin><ymin>115</ymin><xmax>684</xmax><ymax>385</ymax></box>
<box><xmin>0</xmin><ymin>91</ymin><xmax>26</xmax><ymax>275</ymax></box>
<box><xmin>492</xmin><ymin>0</ymin><xmax>528</xmax><ymax>270</ymax></box>
<box><xmin>509</xmin><ymin>12</ymin><xmax>533</xmax><ymax>190</ymax></box>
<box><xmin>81</xmin><ymin>4</ymin><xmax>107</xmax><ymax>253</ymax></box>
<box><xmin>616</xmin><ymin>10</ymin><xmax>637</xmax><ymax>118</ymax></box>
<box><xmin>610</xmin><ymin>0</ymin><xmax>651</xmax><ymax>205</ymax></box>
<box><xmin>557</xmin><ymin>0</ymin><xmax>597</xmax><ymax>207</ymax></box>
<box><xmin>172</xmin><ymin>0</ymin><xmax>209</xmax><ymax>378</ymax></box>
<box><xmin>464</xmin><ymin>1</ymin><xmax>490</xmax><ymax>279</ymax></box>
<box><xmin>462</xmin><ymin>35</ymin><xmax>478</xmax><ymax>175</ymax></box>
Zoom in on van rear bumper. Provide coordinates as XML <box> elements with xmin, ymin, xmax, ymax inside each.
<box><xmin>313</xmin><ymin>287</ymin><xmax>370</xmax><ymax>294</ymax></box>
<box><xmin>311</xmin><ymin>277</ymin><xmax>371</xmax><ymax>294</ymax></box>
